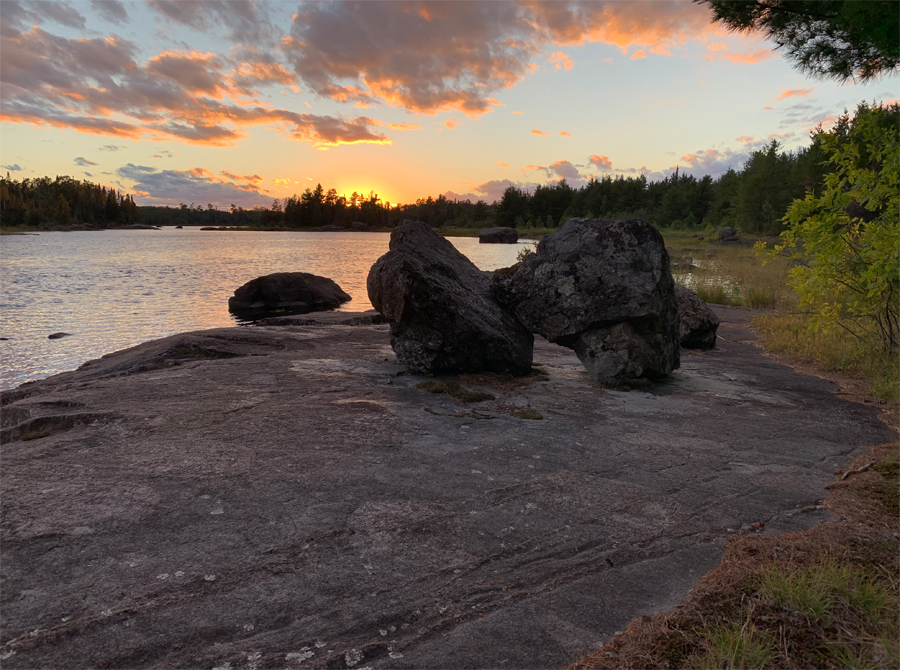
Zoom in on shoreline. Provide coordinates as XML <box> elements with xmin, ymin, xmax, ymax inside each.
<box><xmin>0</xmin><ymin>224</ymin><xmax>547</xmax><ymax>239</ymax></box>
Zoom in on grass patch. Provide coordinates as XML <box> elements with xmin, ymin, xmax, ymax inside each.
<box><xmin>753</xmin><ymin>314</ymin><xmax>899</xmax><ymax>402</ymax></box>
<box><xmin>415</xmin><ymin>380</ymin><xmax>494</xmax><ymax>403</ymax></box>
<box><xmin>687</xmin><ymin>611</ymin><xmax>778</xmax><ymax>670</ymax></box>
<box><xmin>459</xmin><ymin>366</ymin><xmax>549</xmax><ymax>390</ymax></box>
<box><xmin>569</xmin><ymin>444</ymin><xmax>900</xmax><ymax>670</ymax></box>
<box><xmin>665</xmin><ymin>240</ymin><xmax>795</xmax><ymax>310</ymax></box>
<box><xmin>511</xmin><ymin>408</ymin><xmax>543</xmax><ymax>420</ymax></box>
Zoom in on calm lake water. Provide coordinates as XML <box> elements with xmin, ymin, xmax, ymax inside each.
<box><xmin>0</xmin><ymin>228</ymin><xmax>534</xmax><ymax>390</ymax></box>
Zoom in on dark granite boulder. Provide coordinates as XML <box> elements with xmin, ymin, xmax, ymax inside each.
<box><xmin>675</xmin><ymin>284</ymin><xmax>719</xmax><ymax>349</ymax></box>
<box><xmin>228</xmin><ymin>272</ymin><xmax>351</xmax><ymax>318</ymax></box>
<box><xmin>717</xmin><ymin>225</ymin><xmax>738</xmax><ymax>242</ymax></box>
<box><xmin>479</xmin><ymin>227</ymin><xmax>519</xmax><ymax>244</ymax></box>
<box><xmin>367</xmin><ymin>220</ymin><xmax>533</xmax><ymax>374</ymax></box>
<box><xmin>493</xmin><ymin>218</ymin><xmax>680</xmax><ymax>384</ymax></box>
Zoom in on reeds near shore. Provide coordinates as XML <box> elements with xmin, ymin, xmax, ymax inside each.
<box><xmin>664</xmin><ymin>230</ymin><xmax>898</xmax><ymax>401</ymax></box>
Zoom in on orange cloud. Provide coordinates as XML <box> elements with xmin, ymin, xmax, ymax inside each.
<box><xmin>589</xmin><ymin>154</ymin><xmax>613</xmax><ymax>170</ymax></box>
<box><xmin>736</xmin><ymin>136</ymin><xmax>754</xmax><ymax>143</ymax></box>
<box><xmin>522</xmin><ymin>164</ymin><xmax>544</xmax><ymax>173</ymax></box>
<box><xmin>495</xmin><ymin>161</ymin><xmax>510</xmax><ymax>168</ymax></box>
<box><xmin>721</xmin><ymin>49</ymin><xmax>773</xmax><ymax>64</ymax></box>
<box><xmin>388</xmin><ymin>122</ymin><xmax>420</xmax><ymax>131</ymax></box>
<box><xmin>0</xmin><ymin>26</ymin><xmax>392</xmax><ymax>148</ymax></box>
<box><xmin>513</xmin><ymin>110</ymin><xmax>524</xmax><ymax>115</ymax></box>
<box><xmin>548</xmin><ymin>51</ymin><xmax>573</xmax><ymax>70</ymax></box>
<box><xmin>631</xmin><ymin>49</ymin><xmax>646</xmax><ymax>60</ymax></box>
<box><xmin>707</xmin><ymin>41</ymin><xmax>728</xmax><ymax>51</ymax></box>
<box><xmin>445</xmin><ymin>117</ymin><xmax>460</xmax><ymax>129</ymax></box>
<box><xmin>772</xmin><ymin>87</ymin><xmax>814</xmax><ymax>102</ymax></box>
<box><xmin>221</xmin><ymin>171</ymin><xmax>263</xmax><ymax>183</ymax></box>
<box><xmin>560</xmin><ymin>131</ymin><xmax>571</xmax><ymax>137</ymax></box>
<box><xmin>531</xmin><ymin>129</ymin><xmax>550</xmax><ymax>136</ymax></box>
<box><xmin>283</xmin><ymin>1</ymin><xmax>723</xmax><ymax>117</ymax></box>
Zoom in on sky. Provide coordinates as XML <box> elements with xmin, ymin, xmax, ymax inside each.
<box><xmin>1</xmin><ymin>0</ymin><xmax>897</xmax><ymax>209</ymax></box>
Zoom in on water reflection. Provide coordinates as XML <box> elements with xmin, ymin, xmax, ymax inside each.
<box><xmin>0</xmin><ymin>229</ymin><xmax>532</xmax><ymax>389</ymax></box>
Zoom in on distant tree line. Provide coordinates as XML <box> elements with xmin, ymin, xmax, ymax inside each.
<box><xmin>128</xmin><ymin>128</ymin><xmax>836</xmax><ymax>236</ymax></box>
<box><xmin>0</xmin><ymin>110</ymin><xmax>872</xmax><ymax>238</ymax></box>
<box><xmin>496</xmin><ymin>135</ymin><xmax>831</xmax><ymax>236</ymax></box>
<box><xmin>1</xmin><ymin>174</ymin><xmax>138</xmax><ymax>228</ymax></box>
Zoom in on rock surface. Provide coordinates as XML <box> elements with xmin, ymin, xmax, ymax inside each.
<box><xmin>367</xmin><ymin>220</ymin><xmax>533</xmax><ymax>374</ymax></box>
<box><xmin>494</xmin><ymin>218</ymin><xmax>680</xmax><ymax>384</ymax></box>
<box><xmin>0</xmin><ymin>307</ymin><xmax>892</xmax><ymax>669</ymax></box>
<box><xmin>479</xmin><ymin>227</ymin><xmax>519</xmax><ymax>244</ymax></box>
<box><xmin>675</xmin><ymin>284</ymin><xmax>720</xmax><ymax>349</ymax></box>
<box><xmin>228</xmin><ymin>272</ymin><xmax>351</xmax><ymax>318</ymax></box>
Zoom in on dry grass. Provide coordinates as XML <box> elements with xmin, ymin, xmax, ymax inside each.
<box><xmin>666</xmin><ymin>240</ymin><xmax>795</xmax><ymax>310</ymax></box>
<box><xmin>569</xmin><ymin>441</ymin><xmax>900</xmax><ymax>670</ymax></box>
<box><xmin>459</xmin><ymin>366</ymin><xmax>550</xmax><ymax>390</ymax></box>
<box><xmin>754</xmin><ymin>314</ymin><xmax>899</xmax><ymax>402</ymax></box>
<box><xmin>415</xmin><ymin>380</ymin><xmax>494</xmax><ymax>403</ymax></box>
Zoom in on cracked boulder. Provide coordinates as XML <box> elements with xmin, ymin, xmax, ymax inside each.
<box><xmin>675</xmin><ymin>284</ymin><xmax>720</xmax><ymax>349</ymax></box>
<box><xmin>493</xmin><ymin>218</ymin><xmax>680</xmax><ymax>384</ymax></box>
<box><xmin>367</xmin><ymin>219</ymin><xmax>533</xmax><ymax>375</ymax></box>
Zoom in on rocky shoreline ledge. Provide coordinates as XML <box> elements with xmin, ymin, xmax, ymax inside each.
<box><xmin>0</xmin><ymin>306</ymin><xmax>893</xmax><ymax>669</ymax></box>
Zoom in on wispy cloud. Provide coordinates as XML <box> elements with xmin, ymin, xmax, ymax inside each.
<box><xmin>531</xmin><ymin>129</ymin><xmax>550</xmax><ymax>137</ymax></box>
<box><xmin>2</xmin><ymin>163</ymin><xmax>23</xmax><ymax>172</ymax></box>
<box><xmin>772</xmin><ymin>87</ymin><xmax>814</xmax><ymax>102</ymax></box>
<box><xmin>74</xmin><ymin>156</ymin><xmax>98</xmax><ymax>166</ymax></box>
<box><xmin>560</xmin><ymin>131</ymin><xmax>572</xmax><ymax>137</ymax></box>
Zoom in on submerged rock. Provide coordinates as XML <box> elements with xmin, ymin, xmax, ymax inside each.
<box><xmin>675</xmin><ymin>284</ymin><xmax>720</xmax><ymax>349</ymax></box>
<box><xmin>479</xmin><ymin>227</ymin><xmax>519</xmax><ymax>244</ymax></box>
<box><xmin>494</xmin><ymin>217</ymin><xmax>680</xmax><ymax>384</ymax></box>
<box><xmin>367</xmin><ymin>219</ymin><xmax>533</xmax><ymax>374</ymax></box>
<box><xmin>228</xmin><ymin>272</ymin><xmax>351</xmax><ymax>318</ymax></box>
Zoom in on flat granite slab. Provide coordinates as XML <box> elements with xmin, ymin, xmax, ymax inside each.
<box><xmin>0</xmin><ymin>307</ymin><xmax>892</xmax><ymax>669</ymax></box>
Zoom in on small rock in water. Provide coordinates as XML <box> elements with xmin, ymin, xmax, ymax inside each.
<box><xmin>48</xmin><ymin>332</ymin><xmax>72</xmax><ymax>340</ymax></box>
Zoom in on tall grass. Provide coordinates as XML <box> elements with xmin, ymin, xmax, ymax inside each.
<box><xmin>662</xmin><ymin>231</ymin><xmax>899</xmax><ymax>401</ymax></box>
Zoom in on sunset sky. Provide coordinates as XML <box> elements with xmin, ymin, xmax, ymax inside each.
<box><xmin>1</xmin><ymin>0</ymin><xmax>896</xmax><ymax>208</ymax></box>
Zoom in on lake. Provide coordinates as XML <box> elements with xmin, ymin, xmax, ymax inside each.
<box><xmin>0</xmin><ymin>228</ymin><xmax>533</xmax><ymax>390</ymax></box>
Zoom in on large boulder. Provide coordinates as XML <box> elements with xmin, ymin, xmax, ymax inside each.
<box><xmin>493</xmin><ymin>218</ymin><xmax>680</xmax><ymax>384</ymax></box>
<box><xmin>228</xmin><ymin>272</ymin><xmax>351</xmax><ymax>318</ymax></box>
<box><xmin>479</xmin><ymin>227</ymin><xmax>518</xmax><ymax>244</ymax></box>
<box><xmin>367</xmin><ymin>220</ymin><xmax>533</xmax><ymax>374</ymax></box>
<box><xmin>675</xmin><ymin>284</ymin><xmax>719</xmax><ymax>349</ymax></box>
